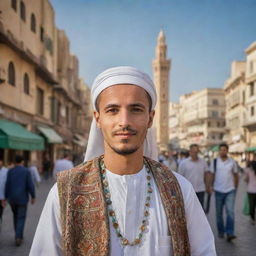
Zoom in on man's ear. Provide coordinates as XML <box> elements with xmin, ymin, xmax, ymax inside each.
<box><xmin>148</xmin><ymin>110</ymin><xmax>155</xmax><ymax>128</ymax></box>
<box><xmin>94</xmin><ymin>111</ymin><xmax>101</xmax><ymax>128</ymax></box>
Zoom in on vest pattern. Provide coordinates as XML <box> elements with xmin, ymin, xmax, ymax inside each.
<box><xmin>57</xmin><ymin>156</ymin><xmax>190</xmax><ymax>256</ymax></box>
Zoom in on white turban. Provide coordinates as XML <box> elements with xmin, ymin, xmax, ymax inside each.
<box><xmin>84</xmin><ymin>66</ymin><xmax>158</xmax><ymax>162</ymax></box>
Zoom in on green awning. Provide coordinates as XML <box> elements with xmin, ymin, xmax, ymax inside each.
<box><xmin>245</xmin><ymin>147</ymin><xmax>256</xmax><ymax>152</ymax></box>
<box><xmin>211</xmin><ymin>145</ymin><xmax>219</xmax><ymax>152</ymax></box>
<box><xmin>0</xmin><ymin>119</ymin><xmax>44</xmax><ymax>151</ymax></box>
<box><xmin>37</xmin><ymin>125</ymin><xmax>63</xmax><ymax>144</ymax></box>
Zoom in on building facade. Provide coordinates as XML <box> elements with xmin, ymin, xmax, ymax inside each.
<box><xmin>243</xmin><ymin>41</ymin><xmax>256</xmax><ymax>160</ymax></box>
<box><xmin>152</xmin><ymin>29</ymin><xmax>171</xmax><ymax>152</ymax></box>
<box><xmin>0</xmin><ymin>0</ymin><xmax>91</xmax><ymax>169</ymax></box>
<box><xmin>224</xmin><ymin>61</ymin><xmax>247</xmax><ymax>162</ymax></box>
<box><xmin>169</xmin><ymin>88</ymin><xmax>226</xmax><ymax>153</ymax></box>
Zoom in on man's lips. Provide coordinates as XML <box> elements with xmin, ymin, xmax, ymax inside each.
<box><xmin>114</xmin><ymin>133</ymin><xmax>134</xmax><ymax>137</ymax></box>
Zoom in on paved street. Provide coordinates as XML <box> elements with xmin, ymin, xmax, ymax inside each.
<box><xmin>0</xmin><ymin>174</ymin><xmax>256</xmax><ymax>256</ymax></box>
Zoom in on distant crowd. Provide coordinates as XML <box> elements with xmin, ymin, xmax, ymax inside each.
<box><xmin>158</xmin><ymin>143</ymin><xmax>256</xmax><ymax>241</ymax></box>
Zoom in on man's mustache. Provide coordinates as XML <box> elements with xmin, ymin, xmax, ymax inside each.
<box><xmin>112</xmin><ymin>127</ymin><xmax>137</xmax><ymax>135</ymax></box>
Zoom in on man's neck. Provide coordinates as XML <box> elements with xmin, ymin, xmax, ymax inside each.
<box><xmin>220</xmin><ymin>156</ymin><xmax>228</xmax><ymax>161</ymax></box>
<box><xmin>104</xmin><ymin>149</ymin><xmax>144</xmax><ymax>175</ymax></box>
<box><xmin>191</xmin><ymin>156</ymin><xmax>198</xmax><ymax>162</ymax></box>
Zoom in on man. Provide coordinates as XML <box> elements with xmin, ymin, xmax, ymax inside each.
<box><xmin>178</xmin><ymin>144</ymin><xmax>210</xmax><ymax>209</ymax></box>
<box><xmin>209</xmin><ymin>143</ymin><xmax>239</xmax><ymax>242</ymax></box>
<box><xmin>30</xmin><ymin>66</ymin><xmax>216</xmax><ymax>255</ymax></box>
<box><xmin>0</xmin><ymin>158</ymin><xmax>8</xmax><ymax>228</ymax></box>
<box><xmin>53</xmin><ymin>152</ymin><xmax>74</xmax><ymax>179</ymax></box>
<box><xmin>5</xmin><ymin>155</ymin><xmax>35</xmax><ymax>246</ymax></box>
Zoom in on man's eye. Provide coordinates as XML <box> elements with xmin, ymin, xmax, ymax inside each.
<box><xmin>106</xmin><ymin>108</ymin><xmax>118</xmax><ymax>113</ymax></box>
<box><xmin>132</xmin><ymin>108</ymin><xmax>143</xmax><ymax>112</ymax></box>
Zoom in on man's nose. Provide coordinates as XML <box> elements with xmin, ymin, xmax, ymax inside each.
<box><xmin>118</xmin><ymin>110</ymin><xmax>131</xmax><ymax>127</ymax></box>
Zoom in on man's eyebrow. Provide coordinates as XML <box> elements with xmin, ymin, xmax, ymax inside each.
<box><xmin>129</xmin><ymin>103</ymin><xmax>146</xmax><ymax>109</ymax></box>
<box><xmin>104</xmin><ymin>104</ymin><xmax>120</xmax><ymax>110</ymax></box>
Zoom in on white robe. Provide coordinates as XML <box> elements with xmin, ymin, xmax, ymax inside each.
<box><xmin>29</xmin><ymin>167</ymin><xmax>216</xmax><ymax>256</ymax></box>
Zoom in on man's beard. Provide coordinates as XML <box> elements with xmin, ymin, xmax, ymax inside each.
<box><xmin>109</xmin><ymin>139</ymin><xmax>139</xmax><ymax>155</ymax></box>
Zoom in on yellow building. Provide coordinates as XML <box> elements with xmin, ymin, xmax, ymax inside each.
<box><xmin>224</xmin><ymin>61</ymin><xmax>247</xmax><ymax>163</ymax></box>
<box><xmin>243</xmin><ymin>41</ymin><xmax>256</xmax><ymax>159</ymax></box>
<box><xmin>0</xmin><ymin>0</ymin><xmax>91</xmax><ymax>168</ymax></box>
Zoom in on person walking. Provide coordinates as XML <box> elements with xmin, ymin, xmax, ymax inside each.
<box><xmin>53</xmin><ymin>152</ymin><xmax>74</xmax><ymax>179</ymax></box>
<box><xmin>0</xmin><ymin>158</ymin><xmax>8</xmax><ymax>229</ymax></box>
<box><xmin>244</xmin><ymin>160</ymin><xmax>256</xmax><ymax>225</ymax></box>
<box><xmin>4</xmin><ymin>155</ymin><xmax>36</xmax><ymax>246</ymax></box>
<box><xmin>178</xmin><ymin>144</ymin><xmax>210</xmax><ymax>209</ymax></box>
<box><xmin>28</xmin><ymin>160</ymin><xmax>41</xmax><ymax>187</ymax></box>
<box><xmin>30</xmin><ymin>66</ymin><xmax>216</xmax><ymax>255</ymax></box>
<box><xmin>209</xmin><ymin>143</ymin><xmax>239</xmax><ymax>242</ymax></box>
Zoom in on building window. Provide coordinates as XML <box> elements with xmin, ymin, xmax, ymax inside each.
<box><xmin>20</xmin><ymin>1</ymin><xmax>26</xmax><ymax>22</ymax></box>
<box><xmin>57</xmin><ymin>101</ymin><xmax>61</xmax><ymax>124</ymax></box>
<box><xmin>208</xmin><ymin>121</ymin><xmax>211</xmax><ymax>127</ymax></box>
<box><xmin>40</xmin><ymin>27</ymin><xmax>44</xmax><ymax>42</ymax></box>
<box><xmin>23</xmin><ymin>73</ymin><xmax>29</xmax><ymax>95</ymax></box>
<box><xmin>250</xmin><ymin>82</ymin><xmax>254</xmax><ymax>96</ymax></box>
<box><xmin>11</xmin><ymin>0</ymin><xmax>17</xmax><ymax>11</ymax></box>
<box><xmin>66</xmin><ymin>106</ymin><xmax>69</xmax><ymax>126</ymax></box>
<box><xmin>212</xmin><ymin>99</ymin><xmax>219</xmax><ymax>105</ymax></box>
<box><xmin>8</xmin><ymin>62</ymin><xmax>15</xmax><ymax>86</ymax></box>
<box><xmin>243</xmin><ymin>90</ymin><xmax>245</xmax><ymax>104</ymax></box>
<box><xmin>250</xmin><ymin>61</ymin><xmax>254</xmax><ymax>73</ymax></box>
<box><xmin>30</xmin><ymin>13</ymin><xmax>36</xmax><ymax>33</ymax></box>
<box><xmin>212</xmin><ymin>111</ymin><xmax>219</xmax><ymax>118</ymax></box>
<box><xmin>37</xmin><ymin>88</ymin><xmax>44</xmax><ymax>115</ymax></box>
<box><xmin>251</xmin><ymin>106</ymin><xmax>254</xmax><ymax>116</ymax></box>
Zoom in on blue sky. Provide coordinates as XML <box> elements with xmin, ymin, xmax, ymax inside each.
<box><xmin>50</xmin><ymin>0</ymin><xmax>256</xmax><ymax>102</ymax></box>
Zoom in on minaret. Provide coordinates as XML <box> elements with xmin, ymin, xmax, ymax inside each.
<box><xmin>152</xmin><ymin>29</ymin><xmax>171</xmax><ymax>151</ymax></box>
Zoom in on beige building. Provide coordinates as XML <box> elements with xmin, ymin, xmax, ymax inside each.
<box><xmin>175</xmin><ymin>88</ymin><xmax>226</xmax><ymax>152</ymax></box>
<box><xmin>243</xmin><ymin>41</ymin><xmax>256</xmax><ymax>159</ymax></box>
<box><xmin>0</xmin><ymin>0</ymin><xmax>91</xmax><ymax>167</ymax></box>
<box><xmin>152</xmin><ymin>29</ymin><xmax>171</xmax><ymax>151</ymax></box>
<box><xmin>169</xmin><ymin>102</ymin><xmax>180</xmax><ymax>150</ymax></box>
<box><xmin>224</xmin><ymin>61</ymin><xmax>247</xmax><ymax>162</ymax></box>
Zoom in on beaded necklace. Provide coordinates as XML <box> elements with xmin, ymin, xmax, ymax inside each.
<box><xmin>100</xmin><ymin>158</ymin><xmax>153</xmax><ymax>246</ymax></box>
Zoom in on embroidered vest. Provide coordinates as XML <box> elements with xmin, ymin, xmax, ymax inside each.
<box><xmin>57</xmin><ymin>156</ymin><xmax>190</xmax><ymax>256</ymax></box>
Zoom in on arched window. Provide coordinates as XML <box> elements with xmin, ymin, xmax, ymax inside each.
<box><xmin>23</xmin><ymin>73</ymin><xmax>30</xmax><ymax>95</ymax></box>
<box><xmin>11</xmin><ymin>0</ymin><xmax>17</xmax><ymax>11</ymax></box>
<box><xmin>20</xmin><ymin>1</ymin><xmax>26</xmax><ymax>22</ymax></box>
<box><xmin>31</xmin><ymin>13</ymin><xmax>36</xmax><ymax>33</ymax></box>
<box><xmin>8</xmin><ymin>62</ymin><xmax>15</xmax><ymax>86</ymax></box>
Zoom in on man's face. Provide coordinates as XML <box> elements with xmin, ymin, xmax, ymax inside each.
<box><xmin>219</xmin><ymin>146</ymin><xmax>228</xmax><ymax>158</ymax></box>
<box><xmin>190</xmin><ymin>146</ymin><xmax>199</xmax><ymax>158</ymax></box>
<box><xmin>94</xmin><ymin>84</ymin><xmax>155</xmax><ymax>156</ymax></box>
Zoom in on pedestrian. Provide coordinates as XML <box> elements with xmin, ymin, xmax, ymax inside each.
<box><xmin>178</xmin><ymin>144</ymin><xmax>210</xmax><ymax>209</ymax></box>
<box><xmin>209</xmin><ymin>143</ymin><xmax>239</xmax><ymax>242</ymax></box>
<box><xmin>30</xmin><ymin>66</ymin><xmax>216</xmax><ymax>255</ymax></box>
<box><xmin>4</xmin><ymin>155</ymin><xmax>36</xmax><ymax>246</ymax></box>
<box><xmin>28</xmin><ymin>160</ymin><xmax>41</xmax><ymax>187</ymax></box>
<box><xmin>177</xmin><ymin>150</ymin><xmax>189</xmax><ymax>166</ymax></box>
<box><xmin>53</xmin><ymin>151</ymin><xmax>74</xmax><ymax>179</ymax></box>
<box><xmin>42</xmin><ymin>153</ymin><xmax>52</xmax><ymax>180</ymax></box>
<box><xmin>244</xmin><ymin>160</ymin><xmax>256</xmax><ymax>225</ymax></box>
<box><xmin>0</xmin><ymin>158</ymin><xmax>8</xmax><ymax>229</ymax></box>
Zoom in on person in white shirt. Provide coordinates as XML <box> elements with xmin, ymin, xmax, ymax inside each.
<box><xmin>53</xmin><ymin>152</ymin><xmax>74</xmax><ymax>179</ymax></box>
<box><xmin>244</xmin><ymin>160</ymin><xmax>256</xmax><ymax>225</ymax></box>
<box><xmin>28</xmin><ymin>161</ymin><xmax>41</xmax><ymax>187</ymax></box>
<box><xmin>30</xmin><ymin>66</ymin><xmax>216</xmax><ymax>256</ymax></box>
<box><xmin>0</xmin><ymin>159</ymin><xmax>8</xmax><ymax>225</ymax></box>
<box><xmin>209</xmin><ymin>143</ymin><xmax>239</xmax><ymax>242</ymax></box>
<box><xmin>179</xmin><ymin>144</ymin><xmax>210</xmax><ymax>209</ymax></box>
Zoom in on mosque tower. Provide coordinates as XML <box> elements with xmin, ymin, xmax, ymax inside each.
<box><xmin>152</xmin><ymin>29</ymin><xmax>171</xmax><ymax>152</ymax></box>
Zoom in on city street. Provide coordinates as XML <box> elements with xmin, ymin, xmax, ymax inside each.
<box><xmin>0</xmin><ymin>175</ymin><xmax>256</xmax><ymax>256</ymax></box>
